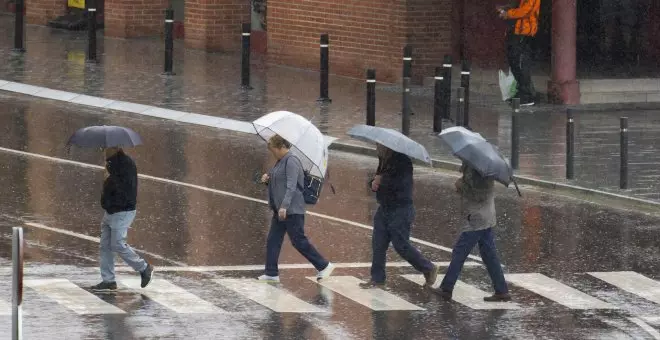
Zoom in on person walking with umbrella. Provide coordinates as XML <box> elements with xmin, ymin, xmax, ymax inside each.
<box><xmin>347</xmin><ymin>125</ymin><xmax>438</xmax><ymax>288</ymax></box>
<box><xmin>67</xmin><ymin>126</ymin><xmax>154</xmax><ymax>290</ymax></box>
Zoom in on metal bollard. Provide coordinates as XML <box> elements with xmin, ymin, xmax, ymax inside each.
<box><xmin>366</xmin><ymin>69</ymin><xmax>376</xmax><ymax>126</ymax></box>
<box><xmin>241</xmin><ymin>23</ymin><xmax>252</xmax><ymax>89</ymax></box>
<box><xmin>86</xmin><ymin>0</ymin><xmax>97</xmax><ymax>62</ymax></box>
<box><xmin>460</xmin><ymin>60</ymin><xmax>471</xmax><ymax>127</ymax></box>
<box><xmin>402</xmin><ymin>77</ymin><xmax>411</xmax><ymax>136</ymax></box>
<box><xmin>620</xmin><ymin>117</ymin><xmax>628</xmax><ymax>189</ymax></box>
<box><xmin>163</xmin><ymin>7</ymin><xmax>174</xmax><ymax>75</ymax></box>
<box><xmin>442</xmin><ymin>55</ymin><xmax>452</xmax><ymax>120</ymax></box>
<box><xmin>403</xmin><ymin>44</ymin><xmax>413</xmax><ymax>79</ymax></box>
<box><xmin>12</xmin><ymin>227</ymin><xmax>24</xmax><ymax>340</ymax></box>
<box><xmin>13</xmin><ymin>0</ymin><xmax>25</xmax><ymax>52</ymax></box>
<box><xmin>566</xmin><ymin>109</ymin><xmax>575</xmax><ymax>179</ymax></box>
<box><xmin>433</xmin><ymin>67</ymin><xmax>443</xmax><ymax>132</ymax></box>
<box><xmin>318</xmin><ymin>34</ymin><xmax>331</xmax><ymax>102</ymax></box>
<box><xmin>511</xmin><ymin>98</ymin><xmax>520</xmax><ymax>170</ymax></box>
<box><xmin>456</xmin><ymin>87</ymin><xmax>465</xmax><ymax>127</ymax></box>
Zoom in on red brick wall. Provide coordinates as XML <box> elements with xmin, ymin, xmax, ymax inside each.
<box><xmin>104</xmin><ymin>0</ymin><xmax>167</xmax><ymax>38</ymax></box>
<box><xmin>25</xmin><ymin>0</ymin><xmax>66</xmax><ymax>25</ymax></box>
<box><xmin>185</xmin><ymin>0</ymin><xmax>251</xmax><ymax>52</ymax></box>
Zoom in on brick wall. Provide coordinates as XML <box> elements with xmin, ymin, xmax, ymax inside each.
<box><xmin>25</xmin><ymin>0</ymin><xmax>66</xmax><ymax>25</ymax></box>
<box><xmin>104</xmin><ymin>0</ymin><xmax>167</xmax><ymax>38</ymax></box>
<box><xmin>185</xmin><ymin>0</ymin><xmax>251</xmax><ymax>52</ymax></box>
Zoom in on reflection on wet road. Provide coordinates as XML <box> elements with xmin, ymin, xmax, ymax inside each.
<box><xmin>1</xmin><ymin>94</ymin><xmax>660</xmax><ymax>338</ymax></box>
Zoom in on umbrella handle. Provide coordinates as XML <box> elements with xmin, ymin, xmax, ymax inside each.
<box><xmin>512</xmin><ymin>178</ymin><xmax>522</xmax><ymax>197</ymax></box>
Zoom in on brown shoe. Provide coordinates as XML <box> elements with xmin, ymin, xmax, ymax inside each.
<box><xmin>435</xmin><ymin>289</ymin><xmax>452</xmax><ymax>301</ymax></box>
<box><xmin>483</xmin><ymin>293</ymin><xmax>512</xmax><ymax>302</ymax></box>
<box><xmin>359</xmin><ymin>281</ymin><xmax>385</xmax><ymax>289</ymax></box>
<box><xmin>423</xmin><ymin>264</ymin><xmax>439</xmax><ymax>287</ymax></box>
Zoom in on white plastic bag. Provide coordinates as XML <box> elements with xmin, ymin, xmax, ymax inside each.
<box><xmin>498</xmin><ymin>68</ymin><xmax>517</xmax><ymax>101</ymax></box>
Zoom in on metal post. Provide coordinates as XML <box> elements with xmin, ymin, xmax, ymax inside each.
<box><xmin>566</xmin><ymin>109</ymin><xmax>575</xmax><ymax>179</ymax></box>
<box><xmin>460</xmin><ymin>60</ymin><xmax>471</xmax><ymax>127</ymax></box>
<box><xmin>12</xmin><ymin>227</ymin><xmax>24</xmax><ymax>340</ymax></box>
<box><xmin>511</xmin><ymin>98</ymin><xmax>520</xmax><ymax>170</ymax></box>
<box><xmin>366</xmin><ymin>69</ymin><xmax>376</xmax><ymax>126</ymax></box>
<box><xmin>402</xmin><ymin>77</ymin><xmax>411</xmax><ymax>136</ymax></box>
<box><xmin>403</xmin><ymin>44</ymin><xmax>412</xmax><ymax>79</ymax></box>
<box><xmin>86</xmin><ymin>0</ymin><xmax>97</xmax><ymax>62</ymax></box>
<box><xmin>318</xmin><ymin>34</ymin><xmax>331</xmax><ymax>102</ymax></box>
<box><xmin>442</xmin><ymin>55</ymin><xmax>452</xmax><ymax>120</ymax></box>
<box><xmin>13</xmin><ymin>0</ymin><xmax>25</xmax><ymax>52</ymax></box>
<box><xmin>620</xmin><ymin>117</ymin><xmax>628</xmax><ymax>189</ymax></box>
<box><xmin>241</xmin><ymin>23</ymin><xmax>252</xmax><ymax>89</ymax></box>
<box><xmin>456</xmin><ymin>87</ymin><xmax>465</xmax><ymax>127</ymax></box>
<box><xmin>163</xmin><ymin>7</ymin><xmax>174</xmax><ymax>75</ymax></box>
<box><xmin>433</xmin><ymin>67</ymin><xmax>443</xmax><ymax>132</ymax></box>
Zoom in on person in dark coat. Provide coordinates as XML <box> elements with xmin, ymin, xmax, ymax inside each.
<box><xmin>91</xmin><ymin>147</ymin><xmax>153</xmax><ymax>290</ymax></box>
<box><xmin>360</xmin><ymin>144</ymin><xmax>438</xmax><ymax>288</ymax></box>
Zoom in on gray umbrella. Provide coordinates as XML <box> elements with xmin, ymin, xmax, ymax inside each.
<box><xmin>439</xmin><ymin>127</ymin><xmax>521</xmax><ymax>195</ymax></box>
<box><xmin>67</xmin><ymin>125</ymin><xmax>143</xmax><ymax>148</ymax></box>
<box><xmin>347</xmin><ymin>125</ymin><xmax>431</xmax><ymax>164</ymax></box>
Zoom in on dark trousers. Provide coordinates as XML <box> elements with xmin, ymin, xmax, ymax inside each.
<box><xmin>265</xmin><ymin>214</ymin><xmax>329</xmax><ymax>277</ymax></box>
<box><xmin>507</xmin><ymin>34</ymin><xmax>535</xmax><ymax>102</ymax></box>
<box><xmin>440</xmin><ymin>227</ymin><xmax>508</xmax><ymax>294</ymax></box>
<box><xmin>371</xmin><ymin>205</ymin><xmax>434</xmax><ymax>283</ymax></box>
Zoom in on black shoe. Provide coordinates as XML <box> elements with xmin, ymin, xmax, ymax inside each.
<box><xmin>90</xmin><ymin>281</ymin><xmax>117</xmax><ymax>291</ymax></box>
<box><xmin>483</xmin><ymin>293</ymin><xmax>512</xmax><ymax>302</ymax></box>
<box><xmin>423</xmin><ymin>264</ymin><xmax>439</xmax><ymax>287</ymax></box>
<box><xmin>359</xmin><ymin>281</ymin><xmax>385</xmax><ymax>289</ymax></box>
<box><xmin>140</xmin><ymin>264</ymin><xmax>154</xmax><ymax>288</ymax></box>
<box><xmin>435</xmin><ymin>289</ymin><xmax>452</xmax><ymax>301</ymax></box>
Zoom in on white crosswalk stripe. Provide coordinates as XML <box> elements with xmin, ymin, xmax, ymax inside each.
<box><xmin>309</xmin><ymin>276</ymin><xmax>424</xmax><ymax>311</ymax></box>
<box><xmin>401</xmin><ymin>274</ymin><xmax>520</xmax><ymax>310</ymax></box>
<box><xmin>505</xmin><ymin>273</ymin><xmax>617</xmax><ymax>309</ymax></box>
<box><xmin>119</xmin><ymin>278</ymin><xmax>224</xmax><ymax>314</ymax></box>
<box><xmin>589</xmin><ymin>271</ymin><xmax>660</xmax><ymax>305</ymax></box>
<box><xmin>215</xmin><ymin>278</ymin><xmax>325</xmax><ymax>313</ymax></box>
<box><xmin>25</xmin><ymin>278</ymin><xmax>125</xmax><ymax>314</ymax></box>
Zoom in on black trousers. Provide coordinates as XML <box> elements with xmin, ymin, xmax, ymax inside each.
<box><xmin>507</xmin><ymin>34</ymin><xmax>535</xmax><ymax>101</ymax></box>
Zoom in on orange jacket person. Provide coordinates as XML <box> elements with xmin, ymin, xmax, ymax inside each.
<box><xmin>498</xmin><ymin>0</ymin><xmax>540</xmax><ymax>106</ymax></box>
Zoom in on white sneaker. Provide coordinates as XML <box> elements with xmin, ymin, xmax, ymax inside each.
<box><xmin>257</xmin><ymin>274</ymin><xmax>280</xmax><ymax>283</ymax></box>
<box><xmin>317</xmin><ymin>263</ymin><xmax>335</xmax><ymax>281</ymax></box>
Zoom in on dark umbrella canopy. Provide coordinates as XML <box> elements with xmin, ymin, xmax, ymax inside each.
<box><xmin>67</xmin><ymin>125</ymin><xmax>143</xmax><ymax>148</ymax></box>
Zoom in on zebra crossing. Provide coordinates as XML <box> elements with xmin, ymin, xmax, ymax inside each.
<box><xmin>2</xmin><ymin>270</ymin><xmax>660</xmax><ymax>316</ymax></box>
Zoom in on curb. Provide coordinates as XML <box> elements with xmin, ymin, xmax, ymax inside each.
<box><xmin>329</xmin><ymin>141</ymin><xmax>660</xmax><ymax>212</ymax></box>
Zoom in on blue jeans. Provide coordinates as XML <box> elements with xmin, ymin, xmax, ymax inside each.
<box><xmin>265</xmin><ymin>214</ymin><xmax>329</xmax><ymax>277</ymax></box>
<box><xmin>371</xmin><ymin>205</ymin><xmax>434</xmax><ymax>283</ymax></box>
<box><xmin>100</xmin><ymin>210</ymin><xmax>147</xmax><ymax>282</ymax></box>
<box><xmin>440</xmin><ymin>227</ymin><xmax>508</xmax><ymax>294</ymax></box>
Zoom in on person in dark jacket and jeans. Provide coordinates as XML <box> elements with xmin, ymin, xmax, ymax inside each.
<box><xmin>91</xmin><ymin>147</ymin><xmax>153</xmax><ymax>290</ymax></box>
<box><xmin>258</xmin><ymin>135</ymin><xmax>335</xmax><ymax>282</ymax></box>
<box><xmin>360</xmin><ymin>144</ymin><xmax>438</xmax><ymax>288</ymax></box>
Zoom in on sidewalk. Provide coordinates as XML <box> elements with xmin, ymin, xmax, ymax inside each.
<box><xmin>1</xmin><ymin>17</ymin><xmax>660</xmax><ymax>203</ymax></box>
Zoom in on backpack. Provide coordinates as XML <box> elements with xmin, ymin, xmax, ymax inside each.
<box><xmin>286</xmin><ymin>156</ymin><xmax>335</xmax><ymax>205</ymax></box>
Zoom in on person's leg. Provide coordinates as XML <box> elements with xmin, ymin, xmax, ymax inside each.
<box><xmin>108</xmin><ymin>211</ymin><xmax>147</xmax><ymax>273</ymax></box>
<box><xmin>517</xmin><ymin>36</ymin><xmax>535</xmax><ymax>103</ymax></box>
<box><xmin>438</xmin><ymin>230</ymin><xmax>480</xmax><ymax>293</ymax></box>
<box><xmin>507</xmin><ymin>35</ymin><xmax>523</xmax><ymax>99</ymax></box>
<box><xmin>477</xmin><ymin>228</ymin><xmax>509</xmax><ymax>295</ymax></box>
<box><xmin>265</xmin><ymin>215</ymin><xmax>287</xmax><ymax>277</ymax></box>
<box><xmin>388</xmin><ymin>206</ymin><xmax>434</xmax><ymax>275</ymax></box>
<box><xmin>285</xmin><ymin>214</ymin><xmax>329</xmax><ymax>271</ymax></box>
<box><xmin>369</xmin><ymin>206</ymin><xmax>390</xmax><ymax>284</ymax></box>
<box><xmin>99</xmin><ymin>213</ymin><xmax>116</xmax><ymax>283</ymax></box>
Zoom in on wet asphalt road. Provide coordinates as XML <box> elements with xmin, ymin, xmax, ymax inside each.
<box><xmin>0</xmin><ymin>93</ymin><xmax>660</xmax><ymax>339</ymax></box>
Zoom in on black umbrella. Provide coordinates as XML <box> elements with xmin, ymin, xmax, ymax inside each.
<box><xmin>67</xmin><ymin>125</ymin><xmax>143</xmax><ymax>148</ymax></box>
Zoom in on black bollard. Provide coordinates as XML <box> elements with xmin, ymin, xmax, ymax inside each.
<box><xmin>86</xmin><ymin>0</ymin><xmax>97</xmax><ymax>62</ymax></box>
<box><xmin>13</xmin><ymin>0</ymin><xmax>25</xmax><ymax>52</ymax></box>
<box><xmin>461</xmin><ymin>60</ymin><xmax>471</xmax><ymax>127</ymax></box>
<box><xmin>402</xmin><ymin>76</ymin><xmax>411</xmax><ymax>136</ymax></box>
<box><xmin>566</xmin><ymin>109</ymin><xmax>575</xmax><ymax>179</ymax></box>
<box><xmin>433</xmin><ymin>67</ymin><xmax>443</xmax><ymax>132</ymax></box>
<box><xmin>241</xmin><ymin>23</ymin><xmax>252</xmax><ymax>89</ymax></box>
<box><xmin>620</xmin><ymin>117</ymin><xmax>628</xmax><ymax>189</ymax></box>
<box><xmin>442</xmin><ymin>55</ymin><xmax>452</xmax><ymax>120</ymax></box>
<box><xmin>318</xmin><ymin>34</ymin><xmax>331</xmax><ymax>102</ymax></box>
<box><xmin>456</xmin><ymin>87</ymin><xmax>465</xmax><ymax>127</ymax></box>
<box><xmin>366</xmin><ymin>69</ymin><xmax>376</xmax><ymax>126</ymax></box>
<box><xmin>163</xmin><ymin>7</ymin><xmax>174</xmax><ymax>75</ymax></box>
<box><xmin>403</xmin><ymin>44</ymin><xmax>412</xmax><ymax>79</ymax></box>
<box><xmin>511</xmin><ymin>98</ymin><xmax>520</xmax><ymax>170</ymax></box>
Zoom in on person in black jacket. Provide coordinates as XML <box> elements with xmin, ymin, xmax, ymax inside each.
<box><xmin>91</xmin><ymin>147</ymin><xmax>153</xmax><ymax>290</ymax></box>
<box><xmin>359</xmin><ymin>144</ymin><xmax>438</xmax><ymax>288</ymax></box>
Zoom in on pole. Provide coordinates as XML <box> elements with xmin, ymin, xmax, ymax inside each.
<box><xmin>442</xmin><ymin>55</ymin><xmax>452</xmax><ymax>120</ymax></box>
<box><xmin>620</xmin><ymin>117</ymin><xmax>628</xmax><ymax>189</ymax></box>
<box><xmin>456</xmin><ymin>87</ymin><xmax>465</xmax><ymax>127</ymax></box>
<box><xmin>566</xmin><ymin>109</ymin><xmax>575</xmax><ymax>179</ymax></box>
<box><xmin>511</xmin><ymin>98</ymin><xmax>520</xmax><ymax>170</ymax></box>
<box><xmin>460</xmin><ymin>60</ymin><xmax>471</xmax><ymax>127</ymax></box>
<box><xmin>241</xmin><ymin>23</ymin><xmax>252</xmax><ymax>89</ymax></box>
<box><xmin>402</xmin><ymin>76</ymin><xmax>411</xmax><ymax>136</ymax></box>
<box><xmin>318</xmin><ymin>34</ymin><xmax>331</xmax><ymax>102</ymax></box>
<box><xmin>366</xmin><ymin>69</ymin><xmax>376</xmax><ymax>126</ymax></box>
<box><xmin>163</xmin><ymin>7</ymin><xmax>174</xmax><ymax>75</ymax></box>
<box><xmin>86</xmin><ymin>0</ymin><xmax>97</xmax><ymax>62</ymax></box>
<box><xmin>13</xmin><ymin>0</ymin><xmax>25</xmax><ymax>52</ymax></box>
<box><xmin>12</xmin><ymin>227</ymin><xmax>24</xmax><ymax>340</ymax></box>
<box><xmin>433</xmin><ymin>67</ymin><xmax>443</xmax><ymax>132</ymax></box>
